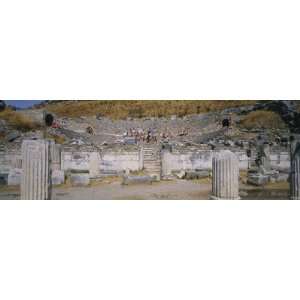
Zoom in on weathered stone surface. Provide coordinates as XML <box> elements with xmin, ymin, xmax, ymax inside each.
<box><xmin>256</xmin><ymin>143</ymin><xmax>271</xmax><ymax>172</ymax></box>
<box><xmin>211</xmin><ymin>150</ymin><xmax>239</xmax><ymax>199</ymax></box>
<box><xmin>8</xmin><ymin>169</ymin><xmax>22</xmax><ymax>186</ymax></box>
<box><xmin>247</xmin><ymin>174</ymin><xmax>269</xmax><ymax>186</ymax></box>
<box><xmin>185</xmin><ymin>170</ymin><xmax>210</xmax><ymax>180</ymax></box>
<box><xmin>122</xmin><ymin>175</ymin><xmax>154</xmax><ymax>185</ymax></box>
<box><xmin>50</xmin><ymin>143</ymin><xmax>61</xmax><ymax>170</ymax></box>
<box><xmin>143</xmin><ymin>146</ymin><xmax>161</xmax><ymax>181</ymax></box>
<box><xmin>12</xmin><ymin>157</ymin><xmax>22</xmax><ymax>169</ymax></box>
<box><xmin>6</xmin><ymin>131</ymin><xmax>21</xmax><ymax>142</ymax></box>
<box><xmin>70</xmin><ymin>173</ymin><xmax>90</xmax><ymax>186</ymax></box>
<box><xmin>276</xmin><ymin>173</ymin><xmax>289</xmax><ymax>182</ymax></box>
<box><xmin>172</xmin><ymin>170</ymin><xmax>186</xmax><ymax>179</ymax></box>
<box><xmin>21</xmin><ymin>139</ymin><xmax>51</xmax><ymax>200</ymax></box>
<box><xmin>89</xmin><ymin>152</ymin><xmax>100</xmax><ymax>178</ymax></box>
<box><xmin>52</xmin><ymin>170</ymin><xmax>65</xmax><ymax>185</ymax></box>
<box><xmin>290</xmin><ymin>140</ymin><xmax>300</xmax><ymax>199</ymax></box>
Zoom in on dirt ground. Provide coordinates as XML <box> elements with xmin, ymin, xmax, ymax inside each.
<box><xmin>0</xmin><ymin>179</ymin><xmax>211</xmax><ymax>200</ymax></box>
<box><xmin>0</xmin><ymin>178</ymin><xmax>290</xmax><ymax>200</ymax></box>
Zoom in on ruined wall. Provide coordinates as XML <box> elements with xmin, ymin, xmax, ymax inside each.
<box><xmin>270</xmin><ymin>152</ymin><xmax>290</xmax><ymax>170</ymax></box>
<box><xmin>161</xmin><ymin>149</ymin><xmax>290</xmax><ymax>176</ymax></box>
<box><xmin>61</xmin><ymin>151</ymin><xmax>93</xmax><ymax>172</ymax></box>
<box><xmin>100</xmin><ymin>150</ymin><xmax>142</xmax><ymax>173</ymax></box>
<box><xmin>161</xmin><ymin>150</ymin><xmax>214</xmax><ymax>176</ymax></box>
<box><xmin>0</xmin><ymin>143</ymin><xmax>292</xmax><ymax>185</ymax></box>
<box><xmin>0</xmin><ymin>149</ymin><xmax>22</xmax><ymax>185</ymax></box>
<box><xmin>0</xmin><ymin>151</ymin><xmax>22</xmax><ymax>173</ymax></box>
<box><xmin>61</xmin><ymin>148</ymin><xmax>142</xmax><ymax>176</ymax></box>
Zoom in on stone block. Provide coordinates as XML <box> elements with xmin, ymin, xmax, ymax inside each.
<box><xmin>8</xmin><ymin>169</ymin><xmax>22</xmax><ymax>186</ymax></box>
<box><xmin>50</xmin><ymin>143</ymin><xmax>61</xmax><ymax>170</ymax></box>
<box><xmin>6</xmin><ymin>131</ymin><xmax>21</xmax><ymax>142</ymax></box>
<box><xmin>247</xmin><ymin>174</ymin><xmax>269</xmax><ymax>186</ymax></box>
<box><xmin>185</xmin><ymin>170</ymin><xmax>210</xmax><ymax>180</ymax></box>
<box><xmin>70</xmin><ymin>173</ymin><xmax>90</xmax><ymax>186</ymax></box>
<box><xmin>276</xmin><ymin>173</ymin><xmax>289</xmax><ymax>182</ymax></box>
<box><xmin>122</xmin><ymin>175</ymin><xmax>154</xmax><ymax>185</ymax></box>
<box><xmin>52</xmin><ymin>170</ymin><xmax>65</xmax><ymax>185</ymax></box>
<box><xmin>172</xmin><ymin>170</ymin><xmax>186</xmax><ymax>179</ymax></box>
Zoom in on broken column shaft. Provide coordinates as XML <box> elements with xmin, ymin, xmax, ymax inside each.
<box><xmin>212</xmin><ymin>150</ymin><xmax>239</xmax><ymax>200</ymax></box>
<box><xmin>21</xmin><ymin>140</ymin><xmax>51</xmax><ymax>200</ymax></box>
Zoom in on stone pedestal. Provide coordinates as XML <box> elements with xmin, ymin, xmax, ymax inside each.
<box><xmin>256</xmin><ymin>143</ymin><xmax>271</xmax><ymax>173</ymax></box>
<box><xmin>290</xmin><ymin>141</ymin><xmax>300</xmax><ymax>200</ymax></box>
<box><xmin>211</xmin><ymin>150</ymin><xmax>239</xmax><ymax>200</ymax></box>
<box><xmin>21</xmin><ymin>140</ymin><xmax>51</xmax><ymax>200</ymax></box>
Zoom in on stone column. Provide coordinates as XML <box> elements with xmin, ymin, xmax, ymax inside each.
<box><xmin>50</xmin><ymin>143</ymin><xmax>61</xmax><ymax>171</ymax></box>
<box><xmin>290</xmin><ymin>140</ymin><xmax>300</xmax><ymax>200</ymax></box>
<box><xmin>89</xmin><ymin>152</ymin><xmax>100</xmax><ymax>178</ymax></box>
<box><xmin>21</xmin><ymin>140</ymin><xmax>51</xmax><ymax>200</ymax></box>
<box><xmin>211</xmin><ymin>150</ymin><xmax>239</xmax><ymax>200</ymax></box>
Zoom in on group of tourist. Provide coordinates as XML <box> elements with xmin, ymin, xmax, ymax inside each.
<box><xmin>123</xmin><ymin>127</ymin><xmax>190</xmax><ymax>144</ymax></box>
<box><xmin>123</xmin><ymin>128</ymin><xmax>157</xmax><ymax>143</ymax></box>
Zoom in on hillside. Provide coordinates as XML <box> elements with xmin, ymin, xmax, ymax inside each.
<box><xmin>45</xmin><ymin>100</ymin><xmax>255</xmax><ymax>119</ymax></box>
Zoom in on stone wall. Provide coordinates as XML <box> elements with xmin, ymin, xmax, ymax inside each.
<box><xmin>0</xmin><ymin>144</ymin><xmax>292</xmax><ymax>185</ymax></box>
<box><xmin>161</xmin><ymin>149</ymin><xmax>250</xmax><ymax>176</ymax></box>
<box><xmin>161</xmin><ymin>150</ymin><xmax>213</xmax><ymax>176</ymax></box>
<box><xmin>61</xmin><ymin>151</ymin><xmax>93</xmax><ymax>172</ymax></box>
<box><xmin>0</xmin><ymin>151</ymin><xmax>22</xmax><ymax>174</ymax></box>
<box><xmin>270</xmin><ymin>152</ymin><xmax>290</xmax><ymax>170</ymax></box>
<box><xmin>100</xmin><ymin>150</ymin><xmax>142</xmax><ymax>173</ymax></box>
<box><xmin>161</xmin><ymin>149</ymin><xmax>290</xmax><ymax>176</ymax></box>
<box><xmin>61</xmin><ymin>149</ymin><xmax>142</xmax><ymax>176</ymax></box>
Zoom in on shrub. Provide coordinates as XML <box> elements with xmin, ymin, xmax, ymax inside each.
<box><xmin>46</xmin><ymin>100</ymin><xmax>255</xmax><ymax>119</ymax></box>
<box><xmin>0</xmin><ymin>108</ymin><xmax>40</xmax><ymax>131</ymax></box>
<box><xmin>239</xmin><ymin>110</ymin><xmax>286</xmax><ymax>129</ymax></box>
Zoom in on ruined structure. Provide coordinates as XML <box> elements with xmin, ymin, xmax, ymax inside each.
<box><xmin>290</xmin><ymin>140</ymin><xmax>300</xmax><ymax>200</ymax></box>
<box><xmin>50</xmin><ymin>143</ymin><xmax>61</xmax><ymax>170</ymax></box>
<box><xmin>143</xmin><ymin>145</ymin><xmax>161</xmax><ymax>180</ymax></box>
<box><xmin>0</xmin><ymin>100</ymin><xmax>294</xmax><ymax>200</ymax></box>
<box><xmin>211</xmin><ymin>150</ymin><xmax>239</xmax><ymax>200</ymax></box>
<box><xmin>50</xmin><ymin>142</ymin><xmax>64</xmax><ymax>185</ymax></box>
<box><xmin>21</xmin><ymin>140</ymin><xmax>51</xmax><ymax>200</ymax></box>
<box><xmin>256</xmin><ymin>143</ymin><xmax>271</xmax><ymax>174</ymax></box>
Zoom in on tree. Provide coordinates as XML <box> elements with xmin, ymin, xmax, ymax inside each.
<box><xmin>0</xmin><ymin>100</ymin><xmax>6</xmax><ymax>112</ymax></box>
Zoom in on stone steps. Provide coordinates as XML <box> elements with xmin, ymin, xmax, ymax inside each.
<box><xmin>143</xmin><ymin>146</ymin><xmax>162</xmax><ymax>180</ymax></box>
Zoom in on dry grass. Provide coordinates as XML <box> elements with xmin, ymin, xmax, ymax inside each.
<box><xmin>45</xmin><ymin>133</ymin><xmax>65</xmax><ymax>144</ymax></box>
<box><xmin>193</xmin><ymin>177</ymin><xmax>212</xmax><ymax>184</ymax></box>
<box><xmin>46</xmin><ymin>100</ymin><xmax>254</xmax><ymax>119</ymax></box>
<box><xmin>239</xmin><ymin>110</ymin><xmax>286</xmax><ymax>130</ymax></box>
<box><xmin>0</xmin><ymin>185</ymin><xmax>20</xmax><ymax>192</ymax></box>
<box><xmin>0</xmin><ymin>108</ymin><xmax>40</xmax><ymax>131</ymax></box>
<box><xmin>264</xmin><ymin>181</ymin><xmax>289</xmax><ymax>190</ymax></box>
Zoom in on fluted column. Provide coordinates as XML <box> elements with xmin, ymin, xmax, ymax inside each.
<box><xmin>21</xmin><ymin>140</ymin><xmax>51</xmax><ymax>200</ymax></box>
<box><xmin>290</xmin><ymin>140</ymin><xmax>300</xmax><ymax>200</ymax></box>
<box><xmin>212</xmin><ymin>150</ymin><xmax>239</xmax><ymax>199</ymax></box>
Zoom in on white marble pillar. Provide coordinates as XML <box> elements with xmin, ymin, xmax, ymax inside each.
<box><xmin>212</xmin><ymin>150</ymin><xmax>239</xmax><ymax>199</ymax></box>
<box><xmin>21</xmin><ymin>140</ymin><xmax>51</xmax><ymax>200</ymax></box>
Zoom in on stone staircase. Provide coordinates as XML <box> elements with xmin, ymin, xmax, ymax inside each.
<box><xmin>143</xmin><ymin>145</ymin><xmax>162</xmax><ymax>180</ymax></box>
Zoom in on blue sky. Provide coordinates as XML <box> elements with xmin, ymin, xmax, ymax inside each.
<box><xmin>5</xmin><ymin>100</ymin><xmax>45</xmax><ymax>108</ymax></box>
